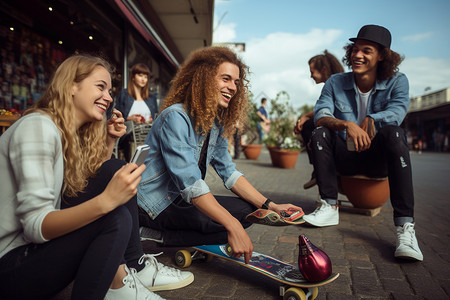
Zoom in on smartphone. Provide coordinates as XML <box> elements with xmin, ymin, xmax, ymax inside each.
<box><xmin>130</xmin><ymin>144</ymin><xmax>150</xmax><ymax>165</ymax></box>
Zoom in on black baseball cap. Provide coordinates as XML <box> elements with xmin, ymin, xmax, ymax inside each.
<box><xmin>349</xmin><ymin>25</ymin><xmax>392</xmax><ymax>49</ymax></box>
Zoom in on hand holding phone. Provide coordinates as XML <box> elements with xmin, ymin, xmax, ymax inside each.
<box><xmin>130</xmin><ymin>144</ymin><xmax>150</xmax><ymax>165</ymax></box>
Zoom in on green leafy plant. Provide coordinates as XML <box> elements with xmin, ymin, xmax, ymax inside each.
<box><xmin>242</xmin><ymin>93</ymin><xmax>260</xmax><ymax>145</ymax></box>
<box><xmin>263</xmin><ymin>91</ymin><xmax>301</xmax><ymax>151</ymax></box>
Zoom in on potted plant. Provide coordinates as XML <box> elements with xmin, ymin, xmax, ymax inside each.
<box><xmin>263</xmin><ymin>91</ymin><xmax>301</xmax><ymax>168</ymax></box>
<box><xmin>240</xmin><ymin>96</ymin><xmax>263</xmax><ymax>160</ymax></box>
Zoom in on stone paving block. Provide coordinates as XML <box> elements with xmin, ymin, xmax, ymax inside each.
<box><xmin>375</xmin><ymin>263</ymin><xmax>405</xmax><ymax>280</ymax></box>
<box><xmin>351</xmin><ymin>268</ymin><xmax>385</xmax><ymax>297</ymax></box>
<box><xmin>349</xmin><ymin>259</ymin><xmax>374</xmax><ymax>269</ymax></box>
<box><xmin>321</xmin><ymin>273</ymin><xmax>352</xmax><ymax>295</ymax></box>
<box><xmin>400</xmin><ymin>262</ymin><xmax>429</xmax><ymax>276</ymax></box>
<box><xmin>439</xmin><ymin>279</ymin><xmax>450</xmax><ymax>299</ymax></box>
<box><xmin>422</xmin><ymin>251</ymin><xmax>450</xmax><ymax>279</ymax></box>
<box><xmin>407</xmin><ymin>273</ymin><xmax>448</xmax><ymax>299</ymax></box>
<box><xmin>380</xmin><ymin>278</ymin><xmax>412</xmax><ymax>295</ymax></box>
<box><xmin>391</xmin><ymin>293</ymin><xmax>426</xmax><ymax>300</ymax></box>
<box><xmin>328</xmin><ymin>294</ymin><xmax>360</xmax><ymax>300</ymax></box>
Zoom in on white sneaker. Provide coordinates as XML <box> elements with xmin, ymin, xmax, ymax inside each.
<box><xmin>303</xmin><ymin>199</ymin><xmax>339</xmax><ymax>227</ymax></box>
<box><xmin>137</xmin><ymin>253</ymin><xmax>194</xmax><ymax>292</ymax></box>
<box><xmin>105</xmin><ymin>265</ymin><xmax>165</xmax><ymax>300</ymax></box>
<box><xmin>395</xmin><ymin>222</ymin><xmax>423</xmax><ymax>261</ymax></box>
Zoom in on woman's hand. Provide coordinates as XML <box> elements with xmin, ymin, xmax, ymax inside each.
<box><xmin>128</xmin><ymin>114</ymin><xmax>144</xmax><ymax>124</ymax></box>
<box><xmin>98</xmin><ymin>163</ymin><xmax>146</xmax><ymax>212</ymax></box>
<box><xmin>107</xmin><ymin>109</ymin><xmax>127</xmax><ymax>139</ymax></box>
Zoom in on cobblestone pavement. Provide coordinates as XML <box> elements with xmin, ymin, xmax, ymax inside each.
<box><xmin>149</xmin><ymin>149</ymin><xmax>450</xmax><ymax>300</ymax></box>
<box><xmin>52</xmin><ymin>149</ymin><xmax>450</xmax><ymax>299</ymax></box>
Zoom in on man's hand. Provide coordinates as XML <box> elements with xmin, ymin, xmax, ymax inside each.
<box><xmin>226</xmin><ymin>221</ymin><xmax>253</xmax><ymax>264</ymax></box>
<box><xmin>360</xmin><ymin>116</ymin><xmax>376</xmax><ymax>140</ymax></box>
<box><xmin>346</xmin><ymin>121</ymin><xmax>371</xmax><ymax>152</ymax></box>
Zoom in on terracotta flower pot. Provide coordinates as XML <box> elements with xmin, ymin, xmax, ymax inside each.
<box><xmin>268</xmin><ymin>148</ymin><xmax>300</xmax><ymax>169</ymax></box>
<box><xmin>241</xmin><ymin>144</ymin><xmax>262</xmax><ymax>160</ymax></box>
<box><xmin>340</xmin><ymin>176</ymin><xmax>390</xmax><ymax>209</ymax></box>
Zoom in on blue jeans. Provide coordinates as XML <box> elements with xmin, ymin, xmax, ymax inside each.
<box><xmin>0</xmin><ymin>159</ymin><xmax>144</xmax><ymax>300</ymax></box>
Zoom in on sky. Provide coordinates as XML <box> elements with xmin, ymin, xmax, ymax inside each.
<box><xmin>212</xmin><ymin>0</ymin><xmax>450</xmax><ymax>110</ymax></box>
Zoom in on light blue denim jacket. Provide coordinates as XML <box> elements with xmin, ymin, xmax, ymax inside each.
<box><xmin>314</xmin><ymin>72</ymin><xmax>410</xmax><ymax>140</ymax></box>
<box><xmin>137</xmin><ymin>103</ymin><xmax>243</xmax><ymax>219</ymax></box>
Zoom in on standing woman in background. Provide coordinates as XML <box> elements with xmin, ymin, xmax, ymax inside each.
<box><xmin>0</xmin><ymin>54</ymin><xmax>191</xmax><ymax>300</ymax></box>
<box><xmin>294</xmin><ymin>50</ymin><xmax>344</xmax><ymax>189</ymax></box>
<box><xmin>116</xmin><ymin>63</ymin><xmax>158</xmax><ymax>161</ymax></box>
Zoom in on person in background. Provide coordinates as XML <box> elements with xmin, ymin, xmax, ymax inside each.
<box><xmin>303</xmin><ymin>25</ymin><xmax>423</xmax><ymax>261</ymax></box>
<box><xmin>256</xmin><ymin>97</ymin><xmax>270</xmax><ymax>143</ymax></box>
<box><xmin>294</xmin><ymin>50</ymin><xmax>344</xmax><ymax>189</ymax></box>
<box><xmin>137</xmin><ymin>46</ymin><xmax>302</xmax><ymax>264</ymax></box>
<box><xmin>116</xmin><ymin>63</ymin><xmax>158</xmax><ymax>161</ymax></box>
<box><xmin>0</xmin><ymin>54</ymin><xmax>192</xmax><ymax>300</ymax></box>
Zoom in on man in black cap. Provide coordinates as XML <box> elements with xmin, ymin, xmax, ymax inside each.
<box><xmin>302</xmin><ymin>25</ymin><xmax>423</xmax><ymax>261</ymax></box>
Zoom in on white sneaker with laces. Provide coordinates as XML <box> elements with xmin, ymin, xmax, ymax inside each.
<box><xmin>395</xmin><ymin>222</ymin><xmax>423</xmax><ymax>261</ymax></box>
<box><xmin>302</xmin><ymin>199</ymin><xmax>339</xmax><ymax>227</ymax></box>
<box><xmin>105</xmin><ymin>265</ymin><xmax>165</xmax><ymax>300</ymax></box>
<box><xmin>138</xmin><ymin>253</ymin><xmax>194</xmax><ymax>291</ymax></box>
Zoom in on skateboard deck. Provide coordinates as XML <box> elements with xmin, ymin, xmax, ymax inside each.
<box><xmin>246</xmin><ymin>209</ymin><xmax>305</xmax><ymax>226</ymax></box>
<box><xmin>175</xmin><ymin>244</ymin><xmax>339</xmax><ymax>299</ymax></box>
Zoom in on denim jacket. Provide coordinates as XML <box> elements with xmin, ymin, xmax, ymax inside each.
<box><xmin>314</xmin><ymin>72</ymin><xmax>410</xmax><ymax>140</ymax></box>
<box><xmin>137</xmin><ymin>103</ymin><xmax>243</xmax><ymax>219</ymax></box>
<box><xmin>115</xmin><ymin>89</ymin><xmax>159</xmax><ymax>120</ymax></box>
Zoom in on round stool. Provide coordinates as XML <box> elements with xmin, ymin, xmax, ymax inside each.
<box><xmin>339</xmin><ymin>175</ymin><xmax>389</xmax><ymax>209</ymax></box>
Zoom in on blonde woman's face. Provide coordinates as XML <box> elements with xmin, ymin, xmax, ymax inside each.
<box><xmin>72</xmin><ymin>66</ymin><xmax>112</xmax><ymax>128</ymax></box>
<box><xmin>133</xmin><ymin>73</ymin><xmax>148</xmax><ymax>89</ymax></box>
<box><xmin>215</xmin><ymin>62</ymin><xmax>240</xmax><ymax>109</ymax></box>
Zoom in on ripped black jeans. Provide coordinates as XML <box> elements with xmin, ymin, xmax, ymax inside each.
<box><xmin>310</xmin><ymin>125</ymin><xmax>414</xmax><ymax>225</ymax></box>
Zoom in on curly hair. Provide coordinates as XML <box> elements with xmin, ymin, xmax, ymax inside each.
<box><xmin>308</xmin><ymin>50</ymin><xmax>344</xmax><ymax>80</ymax></box>
<box><xmin>128</xmin><ymin>63</ymin><xmax>151</xmax><ymax>100</ymax></box>
<box><xmin>26</xmin><ymin>54</ymin><xmax>114</xmax><ymax>197</ymax></box>
<box><xmin>342</xmin><ymin>43</ymin><xmax>404</xmax><ymax>81</ymax></box>
<box><xmin>160</xmin><ymin>46</ymin><xmax>250</xmax><ymax>138</ymax></box>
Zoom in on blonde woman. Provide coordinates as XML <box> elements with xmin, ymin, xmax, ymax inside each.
<box><xmin>0</xmin><ymin>54</ymin><xmax>192</xmax><ymax>299</ymax></box>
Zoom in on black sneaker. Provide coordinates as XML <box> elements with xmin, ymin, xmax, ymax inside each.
<box><xmin>303</xmin><ymin>172</ymin><xmax>317</xmax><ymax>189</ymax></box>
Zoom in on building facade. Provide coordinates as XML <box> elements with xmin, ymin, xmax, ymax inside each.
<box><xmin>404</xmin><ymin>87</ymin><xmax>450</xmax><ymax>152</ymax></box>
<box><xmin>0</xmin><ymin>0</ymin><xmax>214</xmax><ymax>111</ymax></box>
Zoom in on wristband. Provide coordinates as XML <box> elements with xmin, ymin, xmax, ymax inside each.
<box><xmin>261</xmin><ymin>198</ymin><xmax>272</xmax><ymax>210</ymax></box>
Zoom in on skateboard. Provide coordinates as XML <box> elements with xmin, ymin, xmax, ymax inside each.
<box><xmin>246</xmin><ymin>208</ymin><xmax>305</xmax><ymax>226</ymax></box>
<box><xmin>175</xmin><ymin>244</ymin><xmax>339</xmax><ymax>300</ymax></box>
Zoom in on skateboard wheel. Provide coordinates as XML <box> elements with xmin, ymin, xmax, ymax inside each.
<box><xmin>283</xmin><ymin>287</ymin><xmax>307</xmax><ymax>300</ymax></box>
<box><xmin>175</xmin><ymin>250</ymin><xmax>192</xmax><ymax>268</ymax></box>
<box><xmin>310</xmin><ymin>287</ymin><xmax>318</xmax><ymax>300</ymax></box>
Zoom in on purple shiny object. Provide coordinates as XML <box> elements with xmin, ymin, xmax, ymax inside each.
<box><xmin>298</xmin><ymin>234</ymin><xmax>332</xmax><ymax>283</ymax></box>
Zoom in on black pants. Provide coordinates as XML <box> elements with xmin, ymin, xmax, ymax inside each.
<box><xmin>139</xmin><ymin>196</ymin><xmax>255</xmax><ymax>246</ymax></box>
<box><xmin>300</xmin><ymin>118</ymin><xmax>315</xmax><ymax>165</ymax></box>
<box><xmin>0</xmin><ymin>159</ymin><xmax>144</xmax><ymax>300</ymax></box>
<box><xmin>310</xmin><ymin>125</ymin><xmax>414</xmax><ymax>225</ymax></box>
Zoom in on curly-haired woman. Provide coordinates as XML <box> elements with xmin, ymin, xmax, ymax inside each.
<box><xmin>138</xmin><ymin>46</ymin><xmax>302</xmax><ymax>264</ymax></box>
<box><xmin>294</xmin><ymin>50</ymin><xmax>344</xmax><ymax>189</ymax></box>
<box><xmin>0</xmin><ymin>54</ymin><xmax>192</xmax><ymax>299</ymax></box>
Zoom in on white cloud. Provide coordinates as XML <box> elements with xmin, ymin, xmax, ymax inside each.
<box><xmin>241</xmin><ymin>29</ymin><xmax>345</xmax><ymax>110</ymax></box>
<box><xmin>401</xmin><ymin>57</ymin><xmax>450</xmax><ymax>97</ymax></box>
<box><xmin>213</xmin><ymin>23</ymin><xmax>450</xmax><ymax>111</ymax></box>
<box><xmin>213</xmin><ymin>22</ymin><xmax>237</xmax><ymax>43</ymax></box>
<box><xmin>401</xmin><ymin>32</ymin><xmax>433</xmax><ymax>43</ymax></box>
